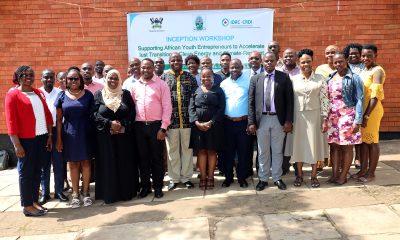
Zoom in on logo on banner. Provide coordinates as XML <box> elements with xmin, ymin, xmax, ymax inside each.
<box><xmin>194</xmin><ymin>16</ymin><xmax>206</xmax><ymax>31</ymax></box>
<box><xmin>150</xmin><ymin>17</ymin><xmax>163</xmax><ymax>29</ymax></box>
<box><xmin>222</xmin><ymin>18</ymin><xmax>229</xmax><ymax>27</ymax></box>
<box><xmin>221</xmin><ymin>18</ymin><xmax>255</xmax><ymax>28</ymax></box>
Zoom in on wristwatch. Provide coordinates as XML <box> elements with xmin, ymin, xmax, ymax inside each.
<box><xmin>160</xmin><ymin>128</ymin><xmax>167</xmax><ymax>133</ymax></box>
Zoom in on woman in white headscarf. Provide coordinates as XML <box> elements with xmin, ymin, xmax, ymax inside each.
<box><xmin>92</xmin><ymin>69</ymin><xmax>138</xmax><ymax>204</ymax></box>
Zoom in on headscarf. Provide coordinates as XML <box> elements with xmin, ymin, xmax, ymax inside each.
<box><xmin>102</xmin><ymin>69</ymin><xmax>123</xmax><ymax>112</ymax></box>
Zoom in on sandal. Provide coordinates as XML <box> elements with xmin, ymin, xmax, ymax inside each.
<box><xmin>311</xmin><ymin>177</ymin><xmax>320</xmax><ymax>188</ymax></box>
<box><xmin>82</xmin><ymin>193</ymin><xmax>93</xmax><ymax>207</ymax></box>
<box><xmin>71</xmin><ymin>194</ymin><xmax>80</xmax><ymax>209</ymax></box>
<box><xmin>199</xmin><ymin>178</ymin><xmax>207</xmax><ymax>190</ymax></box>
<box><xmin>293</xmin><ymin>176</ymin><xmax>303</xmax><ymax>187</ymax></box>
<box><xmin>206</xmin><ymin>178</ymin><xmax>214</xmax><ymax>190</ymax></box>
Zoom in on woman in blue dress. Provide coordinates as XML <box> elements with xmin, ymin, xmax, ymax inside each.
<box><xmin>55</xmin><ymin>67</ymin><xmax>94</xmax><ymax>208</ymax></box>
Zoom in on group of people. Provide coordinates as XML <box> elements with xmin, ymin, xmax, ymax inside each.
<box><xmin>5</xmin><ymin>41</ymin><xmax>385</xmax><ymax>217</ymax></box>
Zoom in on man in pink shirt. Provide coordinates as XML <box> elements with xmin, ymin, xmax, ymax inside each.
<box><xmin>131</xmin><ymin>58</ymin><xmax>172</xmax><ymax>199</ymax></box>
<box><xmin>81</xmin><ymin>63</ymin><xmax>103</xmax><ymax>94</ymax></box>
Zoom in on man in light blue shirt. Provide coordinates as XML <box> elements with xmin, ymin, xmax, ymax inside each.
<box><xmin>219</xmin><ymin>59</ymin><xmax>252</xmax><ymax>188</ymax></box>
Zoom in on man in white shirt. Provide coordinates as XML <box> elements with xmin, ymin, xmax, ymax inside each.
<box><xmin>39</xmin><ymin>69</ymin><xmax>68</xmax><ymax>204</ymax></box>
<box><xmin>92</xmin><ymin>60</ymin><xmax>105</xmax><ymax>85</ymax></box>
<box><xmin>122</xmin><ymin>58</ymin><xmax>141</xmax><ymax>92</ymax></box>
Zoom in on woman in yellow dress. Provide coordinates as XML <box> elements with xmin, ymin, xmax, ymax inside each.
<box><xmin>353</xmin><ymin>44</ymin><xmax>386</xmax><ymax>183</ymax></box>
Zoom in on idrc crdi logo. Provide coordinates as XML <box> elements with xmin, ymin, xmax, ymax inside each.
<box><xmin>221</xmin><ymin>18</ymin><xmax>254</xmax><ymax>28</ymax></box>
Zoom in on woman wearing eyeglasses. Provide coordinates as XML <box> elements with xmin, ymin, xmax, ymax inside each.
<box><xmin>5</xmin><ymin>65</ymin><xmax>53</xmax><ymax>217</ymax></box>
<box><xmin>55</xmin><ymin>67</ymin><xmax>94</xmax><ymax>208</ymax></box>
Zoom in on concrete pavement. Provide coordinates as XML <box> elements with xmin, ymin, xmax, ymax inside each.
<box><xmin>1</xmin><ymin>140</ymin><xmax>400</xmax><ymax>240</ymax></box>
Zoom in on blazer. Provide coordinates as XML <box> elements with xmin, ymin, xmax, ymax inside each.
<box><xmin>248</xmin><ymin>70</ymin><xmax>294</xmax><ymax>127</ymax></box>
<box><xmin>5</xmin><ymin>88</ymin><xmax>53</xmax><ymax>138</ymax></box>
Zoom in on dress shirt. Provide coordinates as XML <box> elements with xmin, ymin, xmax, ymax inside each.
<box><xmin>39</xmin><ymin>87</ymin><xmax>61</xmax><ymax>127</ymax></box>
<box><xmin>263</xmin><ymin>71</ymin><xmax>276</xmax><ymax>113</ymax></box>
<box><xmin>247</xmin><ymin>66</ymin><xmax>264</xmax><ymax>78</ymax></box>
<box><xmin>276</xmin><ymin>65</ymin><xmax>301</xmax><ymax>78</ymax></box>
<box><xmin>220</xmin><ymin>73</ymin><xmax>250</xmax><ymax>117</ymax></box>
<box><xmin>122</xmin><ymin>75</ymin><xmax>139</xmax><ymax>92</ymax></box>
<box><xmin>92</xmin><ymin>76</ymin><xmax>105</xmax><ymax>85</ymax></box>
<box><xmin>131</xmin><ymin>75</ymin><xmax>172</xmax><ymax>129</ymax></box>
<box><xmin>84</xmin><ymin>81</ymin><xmax>103</xmax><ymax>94</ymax></box>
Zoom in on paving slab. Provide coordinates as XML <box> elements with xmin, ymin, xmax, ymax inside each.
<box><xmin>18</xmin><ymin>232</ymin><xmax>79</xmax><ymax>240</ymax></box>
<box><xmin>0</xmin><ymin>184</ymin><xmax>20</xmax><ymax>197</ymax></box>
<box><xmin>363</xmin><ymin>170</ymin><xmax>400</xmax><ymax>186</ymax></box>
<box><xmin>348</xmin><ymin>233</ymin><xmax>400</xmax><ymax>240</ymax></box>
<box><xmin>326</xmin><ymin>204</ymin><xmax>400</xmax><ymax>236</ymax></box>
<box><xmin>153</xmin><ymin>187</ymin><xmax>204</xmax><ymax>202</ymax></box>
<box><xmin>78</xmin><ymin>217</ymin><xmax>210</xmax><ymax>240</ymax></box>
<box><xmin>364</xmin><ymin>186</ymin><xmax>400</xmax><ymax>205</ymax></box>
<box><xmin>0</xmin><ymin>196</ymin><xmax>20</xmax><ymax>212</ymax></box>
<box><xmin>381</xmin><ymin>159</ymin><xmax>400</xmax><ymax>171</ymax></box>
<box><xmin>214</xmin><ymin>215</ymin><xmax>267</xmax><ymax>240</ymax></box>
<box><xmin>204</xmin><ymin>178</ymin><xmax>257</xmax><ymax>199</ymax></box>
<box><xmin>264</xmin><ymin>210</ymin><xmax>341</xmax><ymax>240</ymax></box>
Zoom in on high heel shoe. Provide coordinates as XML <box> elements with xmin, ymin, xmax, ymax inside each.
<box><xmin>23</xmin><ymin>208</ymin><xmax>46</xmax><ymax>217</ymax></box>
<box><xmin>206</xmin><ymin>178</ymin><xmax>214</xmax><ymax>190</ymax></box>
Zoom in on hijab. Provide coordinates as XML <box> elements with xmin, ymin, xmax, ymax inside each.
<box><xmin>102</xmin><ymin>69</ymin><xmax>123</xmax><ymax>112</ymax></box>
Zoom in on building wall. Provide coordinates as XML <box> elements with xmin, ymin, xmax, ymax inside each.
<box><xmin>1</xmin><ymin>0</ymin><xmax>399</xmax><ymax>134</ymax></box>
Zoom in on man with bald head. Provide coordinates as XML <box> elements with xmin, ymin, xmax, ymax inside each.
<box><xmin>276</xmin><ymin>48</ymin><xmax>301</xmax><ymax>175</ymax></box>
<box><xmin>247</xmin><ymin>51</ymin><xmax>264</xmax><ymax>78</ymax></box>
<box><xmin>267</xmin><ymin>41</ymin><xmax>284</xmax><ymax>69</ymax></box>
<box><xmin>316</xmin><ymin>45</ymin><xmax>340</xmax><ymax>78</ymax></box>
<box><xmin>161</xmin><ymin>52</ymin><xmax>197</xmax><ymax>190</ymax></box>
<box><xmin>220</xmin><ymin>59</ymin><xmax>252</xmax><ymax>188</ymax></box>
<box><xmin>277</xmin><ymin>48</ymin><xmax>301</xmax><ymax>77</ymax></box>
<box><xmin>195</xmin><ymin>56</ymin><xmax>223</xmax><ymax>87</ymax></box>
<box><xmin>122</xmin><ymin>58</ymin><xmax>141</xmax><ymax>92</ymax></box>
<box><xmin>81</xmin><ymin>62</ymin><xmax>103</xmax><ymax>94</ymax></box>
<box><xmin>248</xmin><ymin>52</ymin><xmax>294</xmax><ymax>191</ymax></box>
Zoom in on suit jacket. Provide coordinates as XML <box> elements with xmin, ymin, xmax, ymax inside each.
<box><xmin>248</xmin><ymin>70</ymin><xmax>294</xmax><ymax>127</ymax></box>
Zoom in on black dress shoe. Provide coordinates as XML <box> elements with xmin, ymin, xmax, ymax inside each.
<box><xmin>154</xmin><ymin>188</ymin><xmax>164</xmax><ymax>198</ymax></box>
<box><xmin>274</xmin><ymin>180</ymin><xmax>287</xmax><ymax>190</ymax></box>
<box><xmin>39</xmin><ymin>194</ymin><xmax>51</xmax><ymax>205</ymax></box>
<box><xmin>23</xmin><ymin>208</ymin><xmax>46</xmax><ymax>217</ymax></box>
<box><xmin>221</xmin><ymin>179</ymin><xmax>233</xmax><ymax>188</ymax></box>
<box><xmin>184</xmin><ymin>181</ymin><xmax>194</xmax><ymax>189</ymax></box>
<box><xmin>256</xmin><ymin>181</ymin><xmax>268</xmax><ymax>191</ymax></box>
<box><xmin>238</xmin><ymin>179</ymin><xmax>249</xmax><ymax>188</ymax></box>
<box><xmin>54</xmin><ymin>193</ymin><xmax>69</xmax><ymax>202</ymax></box>
<box><xmin>168</xmin><ymin>182</ymin><xmax>177</xmax><ymax>191</ymax></box>
<box><xmin>138</xmin><ymin>188</ymin><xmax>152</xmax><ymax>198</ymax></box>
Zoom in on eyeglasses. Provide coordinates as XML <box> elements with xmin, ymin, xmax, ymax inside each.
<box><xmin>21</xmin><ymin>73</ymin><xmax>34</xmax><ymax>78</ymax></box>
<box><xmin>250</xmin><ymin>57</ymin><xmax>260</xmax><ymax>60</ymax></box>
<box><xmin>67</xmin><ymin>77</ymin><xmax>80</xmax><ymax>81</ymax></box>
<box><xmin>108</xmin><ymin>77</ymin><xmax>119</xmax><ymax>81</ymax></box>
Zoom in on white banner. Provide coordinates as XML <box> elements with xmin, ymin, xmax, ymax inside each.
<box><xmin>127</xmin><ymin>8</ymin><xmax>273</xmax><ymax>69</ymax></box>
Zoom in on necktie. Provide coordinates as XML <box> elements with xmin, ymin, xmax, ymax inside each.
<box><xmin>252</xmin><ymin>70</ymin><xmax>257</xmax><ymax>76</ymax></box>
<box><xmin>265</xmin><ymin>74</ymin><xmax>272</xmax><ymax>111</ymax></box>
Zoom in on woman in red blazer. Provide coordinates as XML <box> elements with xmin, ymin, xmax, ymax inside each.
<box><xmin>5</xmin><ymin>65</ymin><xmax>53</xmax><ymax>217</ymax></box>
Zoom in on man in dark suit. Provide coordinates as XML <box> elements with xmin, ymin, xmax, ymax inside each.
<box><xmin>248</xmin><ymin>52</ymin><xmax>294</xmax><ymax>191</ymax></box>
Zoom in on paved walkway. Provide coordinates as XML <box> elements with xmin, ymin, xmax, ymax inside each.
<box><xmin>1</xmin><ymin>140</ymin><xmax>400</xmax><ymax>240</ymax></box>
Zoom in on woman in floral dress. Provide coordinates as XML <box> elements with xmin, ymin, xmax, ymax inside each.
<box><xmin>325</xmin><ymin>52</ymin><xmax>364</xmax><ymax>185</ymax></box>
